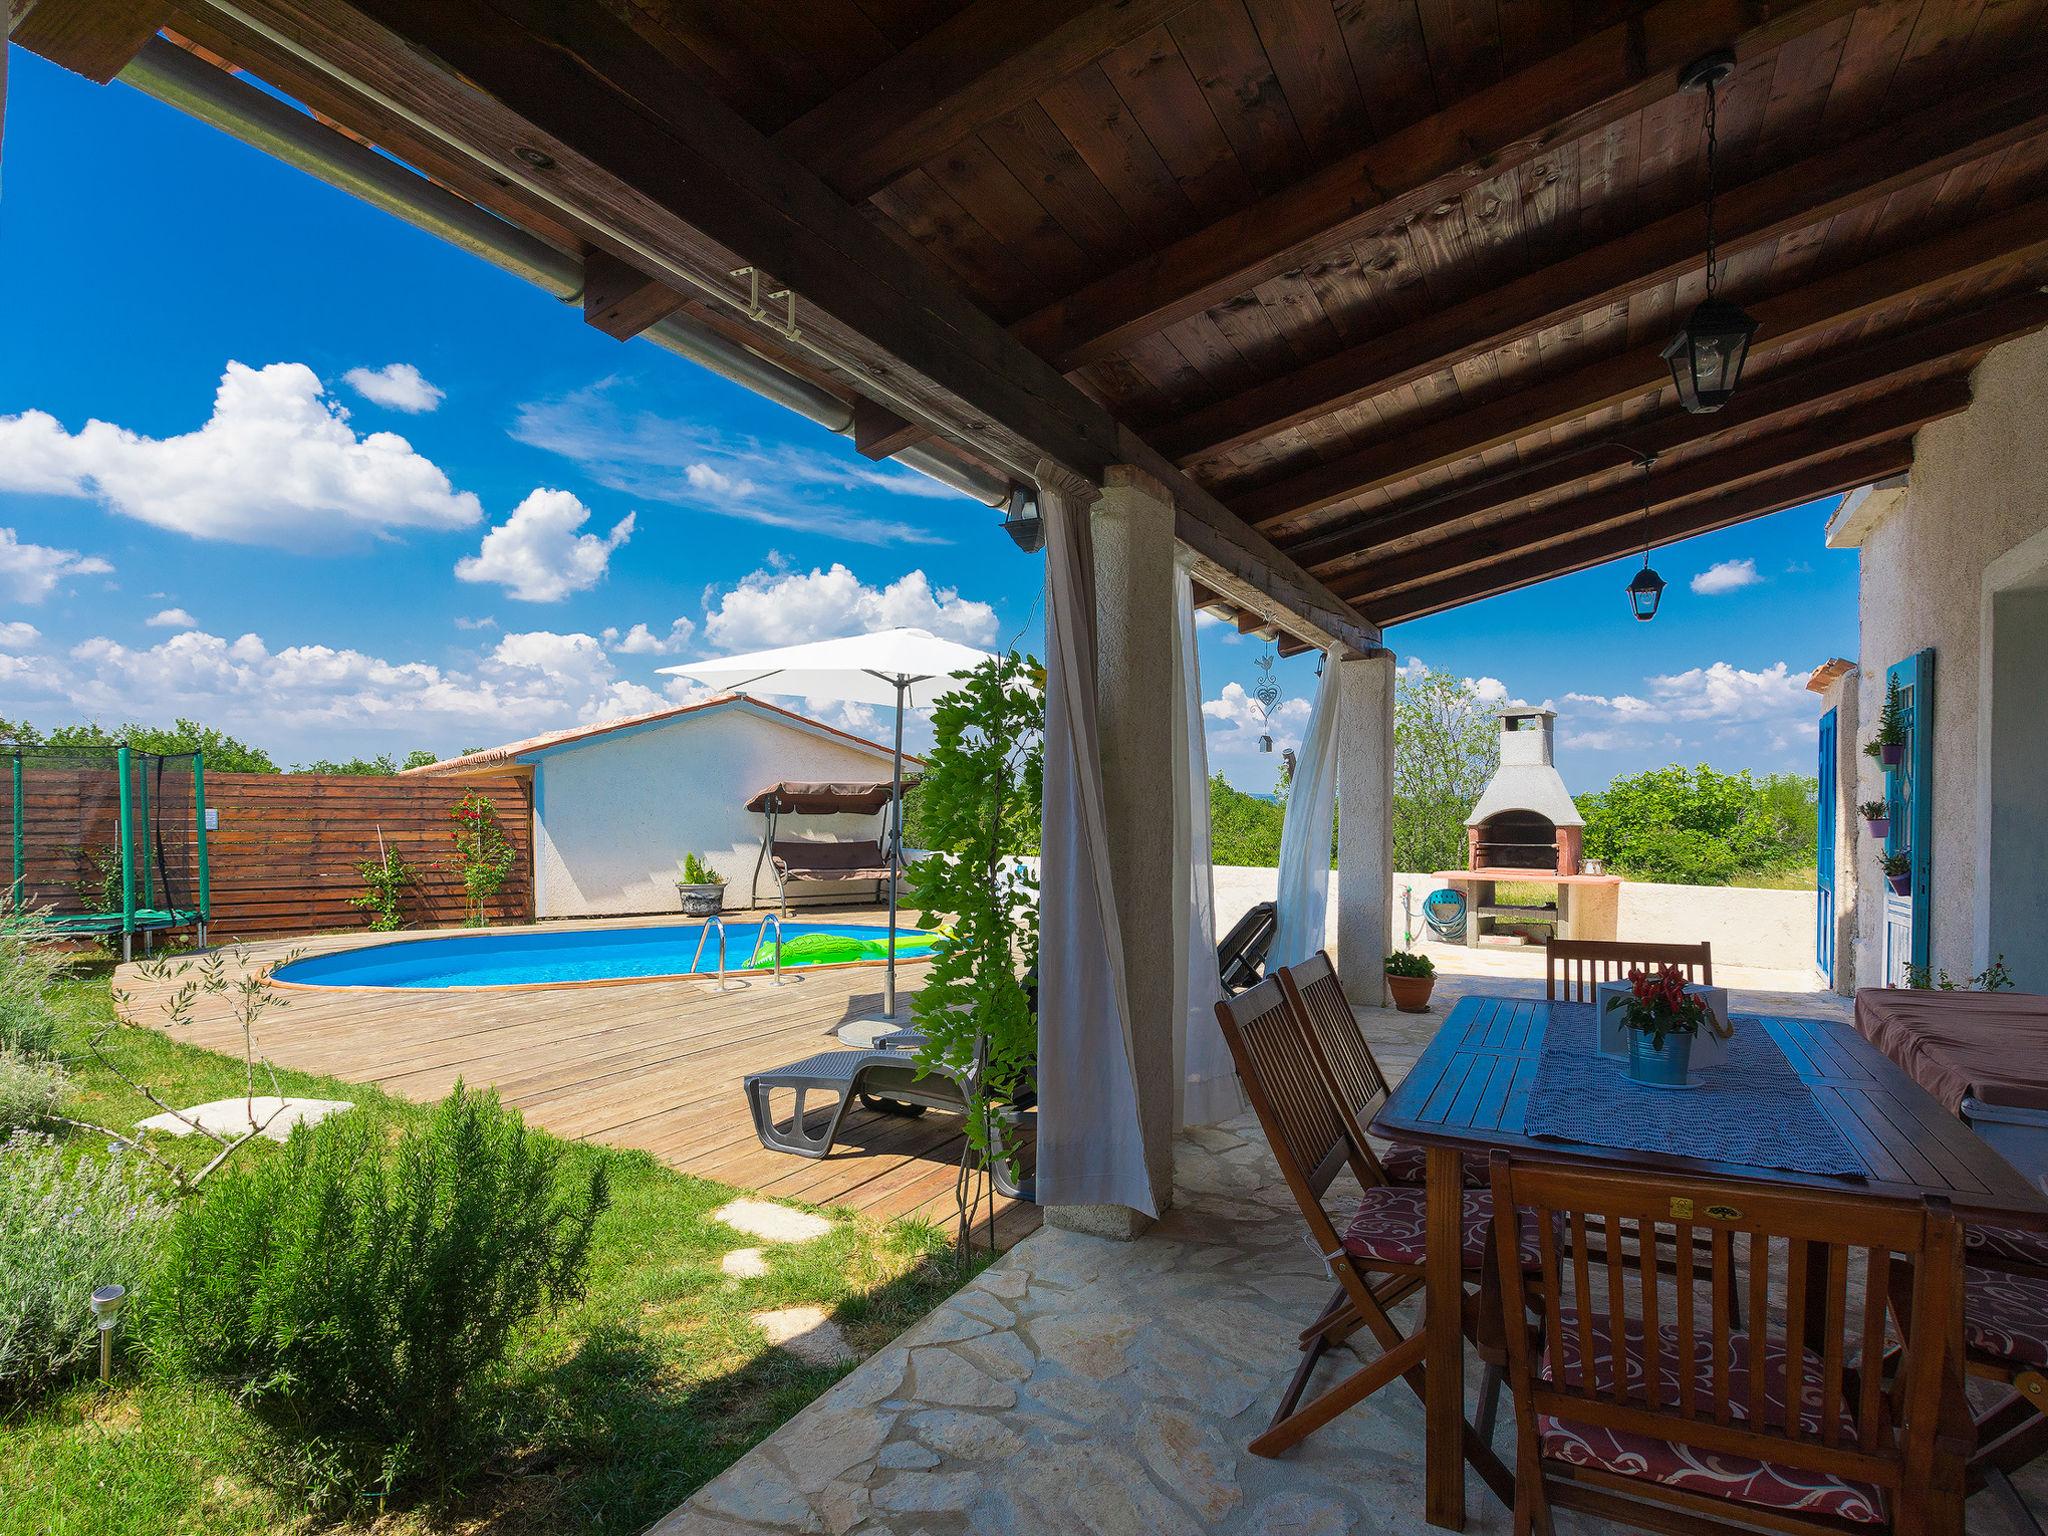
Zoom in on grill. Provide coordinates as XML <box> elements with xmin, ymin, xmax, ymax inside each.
<box><xmin>1464</xmin><ymin>711</ymin><xmax>1584</xmax><ymax>876</ymax></box>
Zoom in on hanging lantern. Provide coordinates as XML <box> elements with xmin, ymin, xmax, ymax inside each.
<box><xmin>1627</xmin><ymin>559</ymin><xmax>1667</xmax><ymax>622</ymax></box>
<box><xmin>1665</xmin><ymin>52</ymin><xmax>1758</xmax><ymax>414</ymax></box>
<box><xmin>1001</xmin><ymin>486</ymin><xmax>1044</xmax><ymax>553</ymax></box>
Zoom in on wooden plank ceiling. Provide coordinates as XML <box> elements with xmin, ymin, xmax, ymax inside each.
<box><xmin>31</xmin><ymin>0</ymin><xmax>2048</xmax><ymax>629</ymax></box>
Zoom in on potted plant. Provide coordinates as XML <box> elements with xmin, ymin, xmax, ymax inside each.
<box><xmin>1383</xmin><ymin>949</ymin><xmax>1436</xmax><ymax>1012</ymax></box>
<box><xmin>1604</xmin><ymin>964</ymin><xmax>1723</xmax><ymax>1087</ymax></box>
<box><xmin>1859</xmin><ymin>799</ymin><xmax>1891</xmax><ymax>840</ymax></box>
<box><xmin>1880</xmin><ymin>850</ymin><xmax>1912</xmax><ymax>896</ymax></box>
<box><xmin>675</xmin><ymin>854</ymin><xmax>726</xmax><ymax>916</ymax></box>
<box><xmin>1868</xmin><ymin>675</ymin><xmax>1907</xmax><ymax>769</ymax></box>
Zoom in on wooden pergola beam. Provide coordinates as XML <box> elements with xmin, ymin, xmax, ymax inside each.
<box><xmin>1237</xmin><ymin>196</ymin><xmax>2048</xmax><ymax>531</ymax></box>
<box><xmin>1010</xmin><ymin>0</ymin><xmax>1864</xmax><ymax>372</ymax></box>
<box><xmin>581</xmin><ymin>246</ymin><xmax>685</xmax><ymax>340</ymax></box>
<box><xmin>1153</xmin><ymin>74</ymin><xmax>2048</xmax><ymax>466</ymax></box>
<box><xmin>1368</xmin><ymin>441</ymin><xmax>1917</xmax><ymax>627</ymax></box>
<box><xmin>851</xmin><ymin>399</ymin><xmax>931</xmax><ymax>462</ymax></box>
<box><xmin>12</xmin><ymin>0</ymin><xmax>171</xmax><ymax>83</ymax></box>
<box><xmin>1335</xmin><ymin>376</ymin><xmax>1972</xmax><ymax>606</ymax></box>
<box><xmin>1285</xmin><ymin>293</ymin><xmax>2048</xmax><ymax>576</ymax></box>
<box><xmin>772</xmin><ymin>0</ymin><xmax>1196</xmax><ymax>203</ymax></box>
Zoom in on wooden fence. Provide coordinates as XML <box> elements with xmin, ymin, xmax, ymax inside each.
<box><xmin>3</xmin><ymin>765</ymin><xmax>534</xmax><ymax>940</ymax></box>
<box><xmin>204</xmin><ymin>772</ymin><xmax>534</xmax><ymax>939</ymax></box>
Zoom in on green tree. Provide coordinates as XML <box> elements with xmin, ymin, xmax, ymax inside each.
<box><xmin>1392</xmin><ymin>667</ymin><xmax>1499</xmax><ymax>873</ymax></box>
<box><xmin>39</xmin><ymin>718</ymin><xmax>278</xmax><ymax>772</ymax></box>
<box><xmin>402</xmin><ymin>748</ymin><xmax>440</xmax><ymax>770</ymax></box>
<box><xmin>1580</xmin><ymin>765</ymin><xmax>1817</xmax><ymax>884</ymax></box>
<box><xmin>1207</xmin><ymin>775</ymin><xmax>1286</xmax><ymax>866</ymax></box>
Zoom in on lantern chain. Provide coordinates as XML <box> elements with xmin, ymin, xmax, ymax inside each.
<box><xmin>1702</xmin><ymin>71</ymin><xmax>1721</xmax><ymax>301</ymax></box>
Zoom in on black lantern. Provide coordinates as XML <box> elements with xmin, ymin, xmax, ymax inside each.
<box><xmin>1001</xmin><ymin>486</ymin><xmax>1044</xmax><ymax>553</ymax></box>
<box><xmin>1626</xmin><ymin>558</ymin><xmax>1667</xmax><ymax>622</ymax></box>
<box><xmin>1665</xmin><ymin>52</ymin><xmax>1758</xmax><ymax>414</ymax></box>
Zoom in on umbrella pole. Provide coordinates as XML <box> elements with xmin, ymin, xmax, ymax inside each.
<box><xmin>884</xmin><ymin>678</ymin><xmax>907</xmax><ymax>1019</ymax></box>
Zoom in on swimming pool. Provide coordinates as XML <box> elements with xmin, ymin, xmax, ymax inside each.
<box><xmin>269</xmin><ymin>921</ymin><xmax>941</xmax><ymax>990</ymax></box>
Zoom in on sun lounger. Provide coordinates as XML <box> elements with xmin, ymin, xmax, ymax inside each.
<box><xmin>1218</xmin><ymin>899</ymin><xmax>1278</xmax><ymax>995</ymax></box>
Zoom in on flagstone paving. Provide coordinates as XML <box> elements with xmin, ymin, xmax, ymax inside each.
<box><xmin>657</xmin><ymin>982</ymin><xmax>2048</xmax><ymax>1536</ymax></box>
<box><xmin>714</xmin><ymin>1198</ymin><xmax>836</xmax><ymax>1245</ymax></box>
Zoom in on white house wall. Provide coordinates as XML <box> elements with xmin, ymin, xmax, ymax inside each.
<box><xmin>531</xmin><ymin>707</ymin><xmax>896</xmax><ymax>917</ymax></box>
<box><xmin>1843</xmin><ymin>328</ymin><xmax>2048</xmax><ymax>987</ymax></box>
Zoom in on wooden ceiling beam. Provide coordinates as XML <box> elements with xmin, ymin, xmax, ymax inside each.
<box><xmin>851</xmin><ymin>398</ymin><xmax>931</xmax><ymax>462</ymax></box>
<box><xmin>772</xmin><ymin>0</ymin><xmax>1196</xmax><ymax>203</ymax></box>
<box><xmin>1010</xmin><ymin>0</ymin><xmax>1865</xmax><ymax>372</ymax></box>
<box><xmin>1369</xmin><ymin>440</ymin><xmax>1917</xmax><ymax>626</ymax></box>
<box><xmin>1236</xmin><ymin>195</ymin><xmax>2048</xmax><ymax>531</ymax></box>
<box><xmin>11</xmin><ymin>0</ymin><xmax>171</xmax><ymax>82</ymax></box>
<box><xmin>1153</xmin><ymin>73</ymin><xmax>2048</xmax><ymax>466</ymax></box>
<box><xmin>581</xmin><ymin>246</ymin><xmax>685</xmax><ymax>340</ymax></box>
<box><xmin>1285</xmin><ymin>293</ymin><xmax>2048</xmax><ymax>576</ymax></box>
<box><xmin>1335</xmin><ymin>376</ymin><xmax>1972</xmax><ymax>605</ymax></box>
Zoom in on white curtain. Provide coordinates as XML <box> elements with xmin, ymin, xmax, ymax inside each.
<box><xmin>1269</xmin><ymin>657</ymin><xmax>1339</xmax><ymax>970</ymax></box>
<box><xmin>1031</xmin><ymin>461</ymin><xmax>1159</xmax><ymax>1217</ymax></box>
<box><xmin>1173</xmin><ymin>564</ymin><xmax>1241</xmax><ymax>1126</ymax></box>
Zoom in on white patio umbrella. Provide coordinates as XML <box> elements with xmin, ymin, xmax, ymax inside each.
<box><xmin>660</xmin><ymin>627</ymin><xmax>996</xmax><ymax>1021</ymax></box>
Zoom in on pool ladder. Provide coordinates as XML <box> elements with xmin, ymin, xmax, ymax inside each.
<box><xmin>689</xmin><ymin>914</ymin><xmax>740</xmax><ymax>992</ymax></box>
<box><xmin>745</xmin><ymin>912</ymin><xmax>792</xmax><ymax>985</ymax></box>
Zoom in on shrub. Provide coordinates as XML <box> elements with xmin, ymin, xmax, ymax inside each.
<box><xmin>350</xmin><ymin>841</ymin><xmax>415</xmax><ymax>931</ymax></box>
<box><xmin>0</xmin><ymin>1048</ymin><xmax>66</xmax><ymax>1136</ymax></box>
<box><xmin>0</xmin><ymin>1132</ymin><xmax>170</xmax><ymax>1400</ymax></box>
<box><xmin>0</xmin><ymin>902</ymin><xmax>64</xmax><ymax>1057</ymax></box>
<box><xmin>144</xmin><ymin>1085</ymin><xmax>609</xmax><ymax>1499</ymax></box>
<box><xmin>1580</xmin><ymin>765</ymin><xmax>1816</xmax><ymax>884</ymax></box>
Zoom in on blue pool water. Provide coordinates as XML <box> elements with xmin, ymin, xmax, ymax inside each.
<box><xmin>271</xmin><ymin>921</ymin><xmax>940</xmax><ymax>990</ymax></box>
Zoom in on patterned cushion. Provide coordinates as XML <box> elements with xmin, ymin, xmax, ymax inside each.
<box><xmin>1379</xmin><ymin>1142</ymin><xmax>1490</xmax><ymax>1189</ymax></box>
<box><xmin>1537</xmin><ymin>1312</ymin><xmax>1885</xmax><ymax>1526</ymax></box>
<box><xmin>1965</xmin><ymin>1263</ymin><xmax>2048</xmax><ymax>1368</ymax></box>
<box><xmin>1966</xmin><ymin>1222</ymin><xmax>2048</xmax><ymax>1271</ymax></box>
<box><xmin>1339</xmin><ymin>1184</ymin><xmax>1538</xmax><ymax>1271</ymax></box>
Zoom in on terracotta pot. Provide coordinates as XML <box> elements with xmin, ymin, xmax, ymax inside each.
<box><xmin>1880</xmin><ymin>741</ymin><xmax>1905</xmax><ymax>769</ymax></box>
<box><xmin>1386</xmin><ymin>972</ymin><xmax>1435</xmax><ymax>1013</ymax></box>
<box><xmin>1864</xmin><ymin>815</ymin><xmax>1889</xmax><ymax>840</ymax></box>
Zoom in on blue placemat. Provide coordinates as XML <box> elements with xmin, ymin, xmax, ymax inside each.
<box><xmin>1522</xmin><ymin>1003</ymin><xmax>1864</xmax><ymax>1177</ymax></box>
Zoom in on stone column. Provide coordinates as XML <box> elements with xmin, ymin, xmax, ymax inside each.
<box><xmin>1050</xmin><ymin>463</ymin><xmax>1182</xmax><ymax>1236</ymax></box>
<box><xmin>1335</xmin><ymin>651</ymin><xmax>1395</xmax><ymax>1006</ymax></box>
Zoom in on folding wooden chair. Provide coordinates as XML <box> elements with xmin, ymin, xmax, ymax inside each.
<box><xmin>1545</xmin><ymin>938</ymin><xmax>1712</xmax><ymax>1002</ymax></box>
<box><xmin>1491</xmin><ymin>1152</ymin><xmax>1963</xmax><ymax>1535</ymax></box>
<box><xmin>1279</xmin><ymin>950</ymin><xmax>1489</xmax><ymax>1190</ymax></box>
<box><xmin>1213</xmin><ymin>975</ymin><xmax>1527</xmax><ymax>1463</ymax></box>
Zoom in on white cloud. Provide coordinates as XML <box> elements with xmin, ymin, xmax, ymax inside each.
<box><xmin>605</xmin><ymin>618</ymin><xmax>697</xmax><ymax>655</ymax></box>
<box><xmin>0</xmin><ymin>362</ymin><xmax>482</xmax><ymax>546</ymax></box>
<box><xmin>0</xmin><ymin>527</ymin><xmax>113</xmax><ymax>602</ymax></box>
<box><xmin>343</xmin><ymin>362</ymin><xmax>445</xmax><ymax>413</ymax></box>
<box><xmin>701</xmin><ymin>563</ymin><xmax>998</xmax><ymax>650</ymax></box>
<box><xmin>454</xmin><ymin>489</ymin><xmax>634</xmax><ymax>602</ymax></box>
<box><xmin>454</xmin><ymin>615</ymin><xmax>497</xmax><ymax>630</ymax></box>
<box><xmin>1690</xmin><ymin>558</ymin><xmax>1762</xmax><ymax>595</ymax></box>
<box><xmin>0</xmin><ymin>622</ymin><xmax>40</xmax><ymax>650</ymax></box>
<box><xmin>511</xmin><ymin>381</ymin><xmax>957</xmax><ymax>545</ymax></box>
<box><xmin>1556</xmin><ymin>660</ymin><xmax>1813</xmax><ymax>756</ymax></box>
<box><xmin>147</xmin><ymin>607</ymin><xmax>197</xmax><ymax>629</ymax></box>
<box><xmin>1642</xmin><ymin>660</ymin><xmax>1808</xmax><ymax>723</ymax></box>
<box><xmin>14</xmin><ymin>625</ymin><xmax>668</xmax><ymax>751</ymax></box>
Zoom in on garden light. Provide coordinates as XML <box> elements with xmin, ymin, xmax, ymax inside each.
<box><xmin>90</xmin><ymin>1283</ymin><xmax>126</xmax><ymax>1385</ymax></box>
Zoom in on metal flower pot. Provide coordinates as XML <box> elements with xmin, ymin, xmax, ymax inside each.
<box><xmin>1880</xmin><ymin>741</ymin><xmax>1905</xmax><ymax>769</ymax></box>
<box><xmin>1887</xmin><ymin>871</ymin><xmax>1912</xmax><ymax>896</ymax></box>
<box><xmin>677</xmin><ymin>882</ymin><xmax>725</xmax><ymax>916</ymax></box>
<box><xmin>1627</xmin><ymin>1027</ymin><xmax>1694</xmax><ymax>1087</ymax></box>
<box><xmin>1864</xmin><ymin>815</ymin><xmax>1890</xmax><ymax>840</ymax></box>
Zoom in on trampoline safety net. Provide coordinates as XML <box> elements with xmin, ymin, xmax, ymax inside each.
<box><xmin>2</xmin><ymin>746</ymin><xmax>210</xmax><ymax>945</ymax></box>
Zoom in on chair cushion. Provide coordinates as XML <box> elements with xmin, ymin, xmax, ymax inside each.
<box><xmin>1339</xmin><ymin>1184</ymin><xmax>1538</xmax><ymax>1271</ymax></box>
<box><xmin>1965</xmin><ymin>1263</ymin><xmax>2048</xmax><ymax>1368</ymax></box>
<box><xmin>1538</xmin><ymin>1311</ymin><xmax>1885</xmax><ymax>1525</ymax></box>
<box><xmin>1965</xmin><ymin>1222</ymin><xmax>2048</xmax><ymax>1271</ymax></box>
<box><xmin>1380</xmin><ymin>1142</ymin><xmax>1490</xmax><ymax>1189</ymax></box>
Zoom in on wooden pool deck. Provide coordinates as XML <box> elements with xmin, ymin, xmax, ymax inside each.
<box><xmin>113</xmin><ymin>910</ymin><xmax>1040</xmax><ymax>1249</ymax></box>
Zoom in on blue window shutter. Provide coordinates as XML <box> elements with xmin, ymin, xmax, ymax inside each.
<box><xmin>1884</xmin><ymin>649</ymin><xmax>1935</xmax><ymax>974</ymax></box>
<box><xmin>1816</xmin><ymin>707</ymin><xmax>1836</xmax><ymax>985</ymax></box>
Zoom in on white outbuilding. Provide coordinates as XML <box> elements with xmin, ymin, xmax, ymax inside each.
<box><xmin>409</xmin><ymin>696</ymin><xmax>910</xmax><ymax>917</ymax></box>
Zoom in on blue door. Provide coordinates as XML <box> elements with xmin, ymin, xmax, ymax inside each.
<box><xmin>1815</xmin><ymin>707</ymin><xmax>1836</xmax><ymax>986</ymax></box>
<box><xmin>1881</xmin><ymin>650</ymin><xmax>1934</xmax><ymax>983</ymax></box>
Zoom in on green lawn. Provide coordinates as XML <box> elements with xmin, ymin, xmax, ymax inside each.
<box><xmin>4</xmin><ymin>968</ymin><xmax>978</xmax><ymax>1536</ymax></box>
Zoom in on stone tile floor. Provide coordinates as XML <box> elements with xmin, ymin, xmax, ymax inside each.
<box><xmin>656</xmin><ymin>978</ymin><xmax>2048</xmax><ymax>1536</ymax></box>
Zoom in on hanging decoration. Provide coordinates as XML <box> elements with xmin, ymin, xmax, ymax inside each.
<box><xmin>1253</xmin><ymin>648</ymin><xmax>1281</xmax><ymax>753</ymax></box>
<box><xmin>1662</xmin><ymin>51</ymin><xmax>1758</xmax><ymax>414</ymax></box>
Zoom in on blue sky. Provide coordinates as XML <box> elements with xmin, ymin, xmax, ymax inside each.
<box><xmin>0</xmin><ymin>48</ymin><xmax>1858</xmax><ymax>790</ymax></box>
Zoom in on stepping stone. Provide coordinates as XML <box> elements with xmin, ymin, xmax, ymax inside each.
<box><xmin>713</xmin><ymin>1198</ymin><xmax>833</xmax><ymax>1244</ymax></box>
<box><xmin>752</xmin><ymin>1305</ymin><xmax>856</xmax><ymax>1366</ymax></box>
<box><xmin>722</xmin><ymin>1247</ymin><xmax>769</xmax><ymax>1278</ymax></box>
<box><xmin>137</xmin><ymin>1096</ymin><xmax>352</xmax><ymax>1142</ymax></box>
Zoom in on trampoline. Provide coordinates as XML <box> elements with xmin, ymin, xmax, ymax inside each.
<box><xmin>4</xmin><ymin>745</ymin><xmax>211</xmax><ymax>957</ymax></box>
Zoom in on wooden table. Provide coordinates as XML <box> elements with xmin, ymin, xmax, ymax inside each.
<box><xmin>1371</xmin><ymin>993</ymin><xmax>2048</xmax><ymax>1532</ymax></box>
